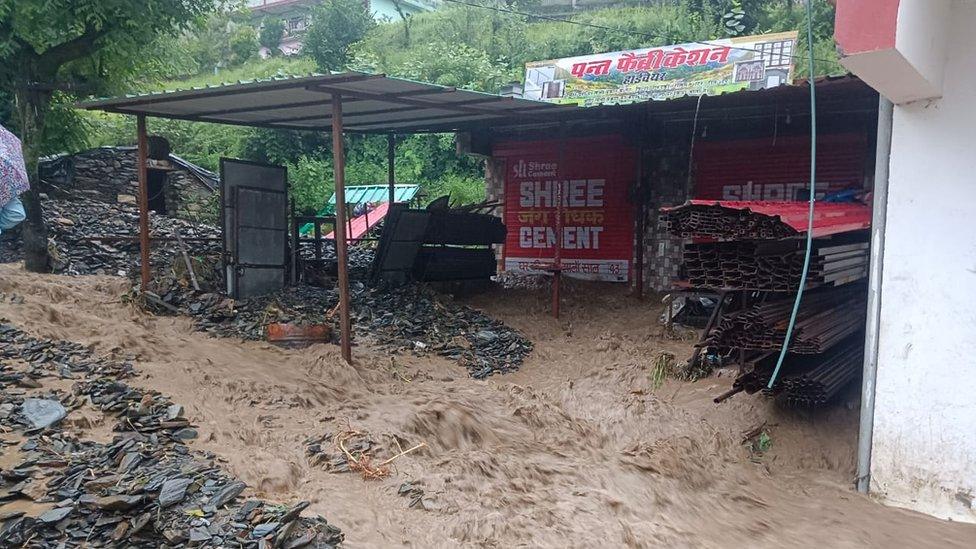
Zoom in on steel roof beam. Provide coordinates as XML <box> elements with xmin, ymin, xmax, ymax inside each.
<box><xmin>304</xmin><ymin>83</ymin><xmax>563</xmax><ymax>121</ymax></box>
<box><xmin>251</xmin><ymin>95</ymin><xmax>508</xmax><ymax>125</ymax></box>
<box><xmin>193</xmin><ymin>87</ymin><xmax>464</xmax><ymax>121</ymax></box>
<box><xmin>81</xmin><ymin>73</ymin><xmax>383</xmax><ymax>110</ymax></box>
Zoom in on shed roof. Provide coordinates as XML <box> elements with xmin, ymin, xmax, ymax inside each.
<box><xmin>481</xmin><ymin>74</ymin><xmax>877</xmax><ymax>135</ymax></box>
<box><xmin>78</xmin><ymin>72</ymin><xmax>578</xmax><ymax>134</ymax></box>
<box><xmin>328</xmin><ymin>184</ymin><xmax>419</xmax><ymax>205</ymax></box>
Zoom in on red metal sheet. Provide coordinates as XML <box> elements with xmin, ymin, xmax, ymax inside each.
<box><xmin>325</xmin><ymin>202</ymin><xmax>389</xmax><ymax>240</ymax></box>
<box><xmin>693</xmin><ymin>134</ymin><xmax>868</xmax><ymax>201</ymax></box>
<box><xmin>493</xmin><ymin>135</ymin><xmax>635</xmax><ymax>282</ymax></box>
<box><xmin>664</xmin><ymin>200</ymin><xmax>872</xmax><ymax>238</ymax></box>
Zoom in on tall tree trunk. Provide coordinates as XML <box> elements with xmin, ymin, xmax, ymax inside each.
<box><xmin>14</xmin><ymin>71</ymin><xmax>53</xmax><ymax>273</ymax></box>
<box><xmin>391</xmin><ymin>0</ymin><xmax>410</xmax><ymax>46</ymax></box>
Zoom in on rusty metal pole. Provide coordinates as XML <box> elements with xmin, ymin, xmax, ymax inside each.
<box><xmin>387</xmin><ymin>133</ymin><xmax>396</xmax><ymax>205</ymax></box>
<box><xmin>136</xmin><ymin>115</ymin><xmax>151</xmax><ymax>291</ymax></box>
<box><xmin>331</xmin><ymin>95</ymin><xmax>353</xmax><ymax>364</ymax></box>
<box><xmin>634</xmin><ymin>124</ymin><xmax>646</xmax><ymax>301</ymax></box>
<box><xmin>552</xmin><ymin>128</ymin><xmax>566</xmax><ymax>318</ymax></box>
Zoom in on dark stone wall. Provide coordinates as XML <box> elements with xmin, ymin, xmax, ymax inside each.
<box><xmin>39</xmin><ymin>147</ymin><xmax>215</xmax><ymax>221</ymax></box>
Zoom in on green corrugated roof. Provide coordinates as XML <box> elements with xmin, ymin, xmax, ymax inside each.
<box><xmin>328</xmin><ymin>184</ymin><xmax>419</xmax><ymax>205</ymax></box>
<box><xmin>299</xmin><ymin>184</ymin><xmax>420</xmax><ymax>235</ymax></box>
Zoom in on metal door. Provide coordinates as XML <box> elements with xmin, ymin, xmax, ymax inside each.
<box><xmin>220</xmin><ymin>159</ymin><xmax>288</xmax><ymax>298</ymax></box>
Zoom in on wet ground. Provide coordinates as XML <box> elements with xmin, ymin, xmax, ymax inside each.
<box><xmin>1</xmin><ymin>263</ymin><xmax>974</xmax><ymax>547</ymax></box>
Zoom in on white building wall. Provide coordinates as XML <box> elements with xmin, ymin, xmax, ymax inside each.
<box><xmin>892</xmin><ymin>0</ymin><xmax>951</xmax><ymax>97</ymax></box>
<box><xmin>872</xmin><ymin>0</ymin><xmax>976</xmax><ymax>523</ymax></box>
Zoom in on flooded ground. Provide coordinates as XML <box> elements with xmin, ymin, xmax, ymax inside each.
<box><xmin>1</xmin><ymin>263</ymin><xmax>973</xmax><ymax>547</ymax></box>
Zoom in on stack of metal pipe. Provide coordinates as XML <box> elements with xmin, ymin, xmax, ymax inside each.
<box><xmin>661</xmin><ymin>200</ymin><xmax>870</xmax><ymax>408</ymax></box>
<box><xmin>662</xmin><ymin>203</ymin><xmax>799</xmax><ymax>240</ymax></box>
<box><xmin>777</xmin><ymin>338</ymin><xmax>864</xmax><ymax>406</ymax></box>
<box><xmin>707</xmin><ymin>286</ymin><xmax>866</xmax><ymax>353</ymax></box>
<box><xmin>683</xmin><ymin>240</ymin><xmax>869</xmax><ymax>291</ymax></box>
<box><xmin>721</xmin><ymin>335</ymin><xmax>863</xmax><ymax>406</ymax></box>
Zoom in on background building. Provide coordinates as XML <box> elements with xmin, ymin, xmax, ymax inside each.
<box><xmin>834</xmin><ymin>0</ymin><xmax>976</xmax><ymax>524</ymax></box>
<box><xmin>247</xmin><ymin>0</ymin><xmax>440</xmax><ymax>56</ymax></box>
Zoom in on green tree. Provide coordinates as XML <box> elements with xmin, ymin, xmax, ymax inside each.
<box><xmin>259</xmin><ymin>17</ymin><xmax>285</xmax><ymax>56</ymax></box>
<box><xmin>723</xmin><ymin>0</ymin><xmax>748</xmax><ymax>36</ymax></box>
<box><xmin>0</xmin><ymin>0</ymin><xmax>221</xmax><ymax>271</ymax></box>
<box><xmin>304</xmin><ymin>0</ymin><xmax>376</xmax><ymax>71</ymax></box>
<box><xmin>182</xmin><ymin>11</ymin><xmax>235</xmax><ymax>72</ymax></box>
<box><xmin>394</xmin><ymin>42</ymin><xmax>507</xmax><ymax>90</ymax></box>
<box><xmin>230</xmin><ymin>25</ymin><xmax>259</xmax><ymax>65</ymax></box>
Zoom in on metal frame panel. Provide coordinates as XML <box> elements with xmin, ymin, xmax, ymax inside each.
<box><xmin>220</xmin><ymin>158</ymin><xmax>289</xmax><ymax>298</ymax></box>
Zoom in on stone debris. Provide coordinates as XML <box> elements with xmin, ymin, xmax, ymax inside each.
<box><xmin>305</xmin><ymin>432</ymin><xmax>378</xmax><ymax>474</ymax></box>
<box><xmin>145</xmin><ymin>279</ymin><xmax>532</xmax><ymax>379</ymax></box>
<box><xmin>0</xmin><ymin>196</ymin><xmax>220</xmax><ymax>278</ymax></box>
<box><xmin>303</xmin><ymin>430</ymin><xmax>426</xmax><ymax>482</ymax></box>
<box><xmin>0</xmin><ymin>322</ymin><xmax>343</xmax><ymax>548</ymax></box>
<box><xmin>356</xmin><ymin>284</ymin><xmax>532</xmax><ymax>379</ymax></box>
<box><xmin>159</xmin><ymin>478</ymin><xmax>193</xmax><ymax>508</ymax></box>
<box><xmin>20</xmin><ymin>398</ymin><xmax>67</xmax><ymax>430</ymax></box>
<box><xmin>0</xmin><ymin>194</ymin><xmax>532</xmax><ymax>378</ymax></box>
<box><xmin>298</xmin><ymin>239</ymin><xmax>377</xmax><ymax>281</ymax></box>
<box><xmin>397</xmin><ymin>482</ymin><xmax>435</xmax><ymax>511</ymax></box>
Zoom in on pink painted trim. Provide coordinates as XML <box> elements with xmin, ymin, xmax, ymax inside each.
<box><xmin>834</xmin><ymin>0</ymin><xmax>899</xmax><ymax>55</ymax></box>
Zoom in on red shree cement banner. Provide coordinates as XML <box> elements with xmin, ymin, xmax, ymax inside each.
<box><xmin>494</xmin><ymin>135</ymin><xmax>636</xmax><ymax>282</ymax></box>
<box><xmin>692</xmin><ymin>134</ymin><xmax>868</xmax><ymax>201</ymax></box>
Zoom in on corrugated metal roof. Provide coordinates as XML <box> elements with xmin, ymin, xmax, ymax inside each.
<box><xmin>665</xmin><ymin>200</ymin><xmax>872</xmax><ymax>238</ymax></box>
<box><xmin>626</xmin><ymin>74</ymin><xmax>864</xmax><ymax>108</ymax></box>
<box><xmin>328</xmin><ymin>184</ymin><xmax>419</xmax><ymax>204</ymax></box>
<box><xmin>78</xmin><ymin>72</ymin><xmax>578</xmax><ymax>134</ymax></box>
<box><xmin>482</xmin><ymin>74</ymin><xmax>876</xmax><ymax>135</ymax></box>
<box><xmin>78</xmin><ymin>70</ymin><xmax>875</xmax><ymax>138</ymax></box>
<box><xmin>599</xmin><ymin>74</ymin><xmax>874</xmax><ymax>118</ymax></box>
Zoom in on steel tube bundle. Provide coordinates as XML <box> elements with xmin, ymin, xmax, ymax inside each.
<box><xmin>665</xmin><ymin>202</ymin><xmax>872</xmax><ymax>408</ymax></box>
<box><xmin>728</xmin><ymin>336</ymin><xmax>863</xmax><ymax>407</ymax></box>
<box><xmin>663</xmin><ymin>204</ymin><xmax>799</xmax><ymax>240</ymax></box>
<box><xmin>707</xmin><ymin>286</ymin><xmax>866</xmax><ymax>354</ymax></box>
<box><xmin>683</xmin><ymin>240</ymin><xmax>869</xmax><ymax>291</ymax></box>
<box><xmin>778</xmin><ymin>336</ymin><xmax>864</xmax><ymax>406</ymax></box>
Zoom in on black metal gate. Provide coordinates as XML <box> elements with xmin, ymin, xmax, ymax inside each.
<box><xmin>220</xmin><ymin>159</ymin><xmax>288</xmax><ymax>298</ymax></box>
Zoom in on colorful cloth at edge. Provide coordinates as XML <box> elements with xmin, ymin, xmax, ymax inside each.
<box><xmin>0</xmin><ymin>196</ymin><xmax>25</xmax><ymax>235</ymax></box>
<box><xmin>0</xmin><ymin>124</ymin><xmax>30</xmax><ymax>207</ymax></box>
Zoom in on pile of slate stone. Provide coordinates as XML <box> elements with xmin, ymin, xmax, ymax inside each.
<box><xmin>355</xmin><ymin>284</ymin><xmax>532</xmax><ymax>379</ymax></box>
<box><xmin>141</xmin><ymin>278</ymin><xmax>532</xmax><ymax>378</ymax></box>
<box><xmin>177</xmin><ymin>285</ymin><xmax>339</xmax><ymax>342</ymax></box>
<box><xmin>0</xmin><ymin>322</ymin><xmax>343</xmax><ymax>548</ymax></box>
<box><xmin>304</xmin><ymin>432</ymin><xmax>378</xmax><ymax>474</ymax></box>
<box><xmin>297</xmin><ymin>240</ymin><xmax>377</xmax><ymax>281</ymax></box>
<box><xmin>0</xmin><ymin>196</ymin><xmax>220</xmax><ymax>277</ymax></box>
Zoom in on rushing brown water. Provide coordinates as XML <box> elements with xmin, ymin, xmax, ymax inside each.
<box><xmin>1</xmin><ymin>263</ymin><xmax>973</xmax><ymax>548</ymax></box>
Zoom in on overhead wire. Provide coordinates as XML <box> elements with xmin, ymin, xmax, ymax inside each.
<box><xmin>438</xmin><ymin>0</ymin><xmax>836</xmax><ymax>65</ymax></box>
<box><xmin>767</xmin><ymin>0</ymin><xmax>817</xmax><ymax>390</ymax></box>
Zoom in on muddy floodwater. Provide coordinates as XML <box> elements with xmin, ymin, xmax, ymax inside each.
<box><xmin>1</xmin><ymin>263</ymin><xmax>974</xmax><ymax>547</ymax></box>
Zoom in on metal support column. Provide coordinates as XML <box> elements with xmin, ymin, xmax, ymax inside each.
<box><xmin>857</xmin><ymin>97</ymin><xmax>894</xmax><ymax>493</ymax></box>
<box><xmin>634</xmin><ymin>123</ymin><xmax>646</xmax><ymax>301</ymax></box>
<box><xmin>331</xmin><ymin>95</ymin><xmax>353</xmax><ymax>364</ymax></box>
<box><xmin>136</xmin><ymin>115</ymin><xmax>151</xmax><ymax>291</ymax></box>
<box><xmin>551</xmin><ymin>127</ymin><xmax>568</xmax><ymax>318</ymax></box>
<box><xmin>387</xmin><ymin>133</ymin><xmax>396</xmax><ymax>205</ymax></box>
<box><xmin>290</xmin><ymin>199</ymin><xmax>298</xmax><ymax>285</ymax></box>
